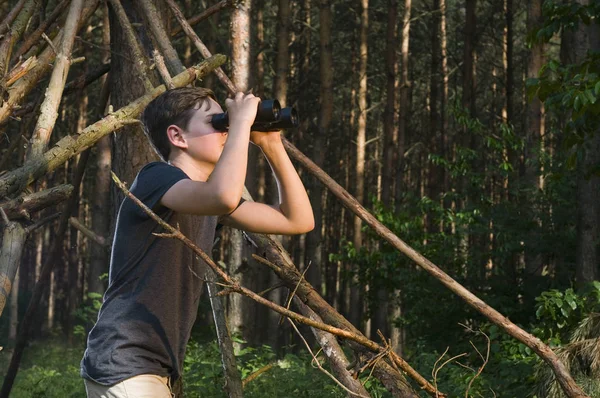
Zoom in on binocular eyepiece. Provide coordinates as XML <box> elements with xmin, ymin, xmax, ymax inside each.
<box><xmin>211</xmin><ymin>99</ymin><xmax>299</xmax><ymax>132</ymax></box>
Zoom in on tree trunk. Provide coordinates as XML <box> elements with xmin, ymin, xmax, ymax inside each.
<box><xmin>305</xmin><ymin>0</ymin><xmax>332</xmax><ymax>302</ymax></box>
<box><xmin>274</xmin><ymin>0</ymin><xmax>290</xmax><ymax>106</ymax></box>
<box><xmin>350</xmin><ymin>0</ymin><xmax>368</xmax><ymax>331</ymax></box>
<box><xmin>463</xmin><ymin>0</ymin><xmax>476</xmax><ymax>116</ymax></box>
<box><xmin>560</xmin><ymin>0</ymin><xmax>600</xmax><ymax>287</ymax></box>
<box><xmin>109</xmin><ymin>0</ymin><xmax>159</xmax><ymax>212</ymax></box>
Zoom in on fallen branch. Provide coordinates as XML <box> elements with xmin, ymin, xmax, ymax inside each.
<box><xmin>69</xmin><ymin>217</ymin><xmax>108</xmax><ymax>247</ymax></box>
<box><xmin>0</xmin><ymin>184</ymin><xmax>73</xmax><ymax>220</ymax></box>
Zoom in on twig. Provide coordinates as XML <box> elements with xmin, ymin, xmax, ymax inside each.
<box><xmin>460</xmin><ymin>324</ymin><xmax>491</xmax><ymax>398</ymax></box>
<box><xmin>41</xmin><ymin>33</ymin><xmax>57</xmax><ymax>55</ymax></box>
<box><xmin>25</xmin><ymin>213</ymin><xmax>60</xmax><ymax>233</ymax></box>
<box><xmin>279</xmin><ymin>261</ymin><xmax>311</xmax><ymax>325</ymax></box>
<box><xmin>241</xmin><ymin>363</ymin><xmax>274</xmax><ymax>387</ymax></box>
<box><xmin>153</xmin><ymin>50</ymin><xmax>174</xmax><ymax>89</ymax></box>
<box><xmin>251</xmin><ymin>253</ymin><xmax>282</xmax><ymax>273</ymax></box>
<box><xmin>432</xmin><ymin>347</ymin><xmax>467</xmax><ymax>398</ymax></box>
<box><xmin>288</xmin><ymin>319</ymin><xmax>371</xmax><ymax>398</ymax></box>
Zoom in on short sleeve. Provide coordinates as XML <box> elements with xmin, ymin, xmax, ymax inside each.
<box><xmin>128</xmin><ymin>162</ymin><xmax>189</xmax><ymax>217</ymax></box>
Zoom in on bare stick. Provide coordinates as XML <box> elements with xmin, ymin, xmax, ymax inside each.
<box><xmin>0</xmin><ymin>184</ymin><xmax>73</xmax><ymax>220</ymax></box>
<box><xmin>0</xmin><ymin>0</ymin><xmax>28</xmax><ymax>37</ymax></box>
<box><xmin>11</xmin><ymin>0</ymin><xmax>69</xmax><ymax>62</ymax></box>
<box><xmin>27</xmin><ymin>0</ymin><xmax>84</xmax><ymax>158</ymax></box>
<box><xmin>170</xmin><ymin>0</ymin><xmax>233</xmax><ymax>37</ymax></box>
<box><xmin>288</xmin><ymin>318</ymin><xmax>371</xmax><ymax>398</ymax></box>
<box><xmin>69</xmin><ymin>217</ymin><xmax>108</xmax><ymax>247</ymax></box>
<box><xmin>153</xmin><ymin>50</ymin><xmax>174</xmax><ymax>90</ymax></box>
<box><xmin>164</xmin><ymin>0</ymin><xmax>236</xmax><ymax>94</ymax></box>
<box><xmin>107</xmin><ymin>0</ymin><xmax>154</xmax><ymax>92</ymax></box>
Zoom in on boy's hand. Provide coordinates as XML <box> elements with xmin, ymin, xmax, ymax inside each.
<box><xmin>226</xmin><ymin>92</ymin><xmax>260</xmax><ymax>129</ymax></box>
<box><xmin>250</xmin><ymin>130</ymin><xmax>282</xmax><ymax>148</ymax></box>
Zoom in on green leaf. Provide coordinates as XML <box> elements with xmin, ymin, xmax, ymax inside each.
<box><xmin>585</xmin><ymin>89</ymin><xmax>597</xmax><ymax>104</ymax></box>
<box><xmin>595</xmin><ymin>81</ymin><xmax>600</xmax><ymax>95</ymax></box>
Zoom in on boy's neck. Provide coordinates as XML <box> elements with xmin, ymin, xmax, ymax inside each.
<box><xmin>167</xmin><ymin>155</ymin><xmax>213</xmax><ymax>182</ymax></box>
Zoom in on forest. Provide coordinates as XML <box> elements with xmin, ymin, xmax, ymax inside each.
<box><xmin>0</xmin><ymin>0</ymin><xmax>599</xmax><ymax>397</ymax></box>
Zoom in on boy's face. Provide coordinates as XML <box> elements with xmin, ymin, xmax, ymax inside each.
<box><xmin>179</xmin><ymin>99</ymin><xmax>227</xmax><ymax>165</ymax></box>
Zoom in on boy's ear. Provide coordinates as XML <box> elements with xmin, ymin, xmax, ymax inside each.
<box><xmin>166</xmin><ymin>124</ymin><xmax>188</xmax><ymax>149</ymax></box>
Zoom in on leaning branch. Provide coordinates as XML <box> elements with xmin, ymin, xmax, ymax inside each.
<box><xmin>0</xmin><ymin>184</ymin><xmax>73</xmax><ymax>220</ymax></box>
<box><xmin>0</xmin><ymin>54</ymin><xmax>227</xmax><ymax>199</ymax></box>
<box><xmin>281</xmin><ymin>139</ymin><xmax>589</xmax><ymax>398</ymax></box>
<box><xmin>28</xmin><ymin>0</ymin><xmax>84</xmax><ymax>158</ymax></box>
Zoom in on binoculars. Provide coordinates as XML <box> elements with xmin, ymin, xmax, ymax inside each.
<box><xmin>211</xmin><ymin>99</ymin><xmax>298</xmax><ymax>132</ymax></box>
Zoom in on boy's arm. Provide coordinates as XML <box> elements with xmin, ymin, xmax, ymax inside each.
<box><xmin>219</xmin><ymin>132</ymin><xmax>315</xmax><ymax>235</ymax></box>
<box><xmin>160</xmin><ymin>93</ymin><xmax>259</xmax><ymax>215</ymax></box>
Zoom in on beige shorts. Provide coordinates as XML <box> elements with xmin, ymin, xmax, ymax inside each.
<box><xmin>84</xmin><ymin>374</ymin><xmax>173</xmax><ymax>398</ymax></box>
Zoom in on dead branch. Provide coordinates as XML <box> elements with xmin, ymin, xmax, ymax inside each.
<box><xmin>27</xmin><ymin>0</ymin><xmax>84</xmax><ymax>158</ymax></box>
<box><xmin>0</xmin><ymin>54</ymin><xmax>226</xmax><ymax>199</ymax></box>
<box><xmin>69</xmin><ymin>217</ymin><xmax>108</xmax><ymax>247</ymax></box>
<box><xmin>169</xmin><ymin>0</ymin><xmax>233</xmax><ymax>37</ymax></box>
<box><xmin>106</xmin><ymin>0</ymin><xmax>154</xmax><ymax>92</ymax></box>
<box><xmin>136</xmin><ymin>0</ymin><xmax>184</xmax><ymax>74</ymax></box>
<box><xmin>0</xmin><ymin>213</ymin><xmax>26</xmax><ymax>318</ymax></box>
<box><xmin>280</xmin><ymin>139</ymin><xmax>589</xmax><ymax>398</ymax></box>
<box><xmin>164</xmin><ymin>0</ymin><xmax>236</xmax><ymax>94</ymax></box>
<box><xmin>0</xmin><ymin>0</ymin><xmax>38</xmax><ymax>104</ymax></box>
<box><xmin>241</xmin><ymin>363</ymin><xmax>274</xmax><ymax>387</ymax></box>
<box><xmin>0</xmin><ymin>1</ymin><xmax>100</xmax><ymax>126</ymax></box>
<box><xmin>5</xmin><ymin>55</ymin><xmax>36</xmax><ymax>87</ymax></box>
<box><xmin>10</xmin><ymin>0</ymin><xmax>69</xmax><ymax>63</ymax></box>
<box><xmin>152</xmin><ymin>50</ymin><xmax>174</xmax><ymax>90</ymax></box>
<box><xmin>288</xmin><ymin>318</ymin><xmax>371</xmax><ymax>398</ymax></box>
<box><xmin>293</xmin><ymin>298</ymin><xmax>373</xmax><ymax>397</ymax></box>
<box><xmin>0</xmin><ymin>0</ymin><xmax>28</xmax><ymax>37</ymax></box>
<box><xmin>63</xmin><ymin>62</ymin><xmax>110</xmax><ymax>95</ymax></box>
<box><xmin>0</xmin><ymin>184</ymin><xmax>73</xmax><ymax>220</ymax></box>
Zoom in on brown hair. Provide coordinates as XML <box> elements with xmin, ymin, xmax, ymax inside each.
<box><xmin>141</xmin><ymin>87</ymin><xmax>217</xmax><ymax>161</ymax></box>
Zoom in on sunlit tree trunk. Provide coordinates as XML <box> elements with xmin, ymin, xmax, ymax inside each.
<box><xmin>350</xmin><ymin>0</ymin><xmax>368</xmax><ymax>331</ymax></box>
<box><xmin>391</xmin><ymin>0</ymin><xmax>411</xmax><ymax>355</ymax></box>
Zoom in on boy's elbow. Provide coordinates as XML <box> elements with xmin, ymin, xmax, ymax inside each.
<box><xmin>299</xmin><ymin>217</ymin><xmax>315</xmax><ymax>234</ymax></box>
<box><xmin>215</xmin><ymin>190</ymin><xmax>241</xmax><ymax>215</ymax></box>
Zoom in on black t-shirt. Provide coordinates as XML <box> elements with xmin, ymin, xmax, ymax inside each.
<box><xmin>81</xmin><ymin>162</ymin><xmax>219</xmax><ymax>385</ymax></box>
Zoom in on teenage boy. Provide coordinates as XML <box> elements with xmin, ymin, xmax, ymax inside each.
<box><xmin>81</xmin><ymin>87</ymin><xmax>314</xmax><ymax>397</ymax></box>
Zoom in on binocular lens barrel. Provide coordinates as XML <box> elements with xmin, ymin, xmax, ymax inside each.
<box><xmin>211</xmin><ymin>98</ymin><xmax>298</xmax><ymax>132</ymax></box>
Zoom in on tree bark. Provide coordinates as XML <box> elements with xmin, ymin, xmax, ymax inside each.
<box><xmin>350</xmin><ymin>0</ymin><xmax>369</xmax><ymax>330</ymax></box>
<box><xmin>0</xmin><ymin>184</ymin><xmax>73</xmax><ymax>220</ymax></box>
<box><xmin>463</xmin><ymin>0</ymin><xmax>476</xmax><ymax>116</ymax></box>
<box><xmin>0</xmin><ymin>219</ymin><xmax>27</xmax><ymax>318</ymax></box>
<box><xmin>561</xmin><ymin>0</ymin><xmax>600</xmax><ymax>288</ymax></box>
<box><xmin>274</xmin><ymin>0</ymin><xmax>290</xmax><ymax>106</ymax></box>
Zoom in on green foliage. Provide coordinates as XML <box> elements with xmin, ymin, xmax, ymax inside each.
<box><xmin>533</xmin><ymin>282</ymin><xmax>600</xmax><ymax>344</ymax></box>
<box><xmin>182</xmin><ymin>338</ymin><xmax>391</xmax><ymax>397</ymax></box>
<box><xmin>0</xmin><ymin>340</ymin><xmax>86</xmax><ymax>398</ymax></box>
